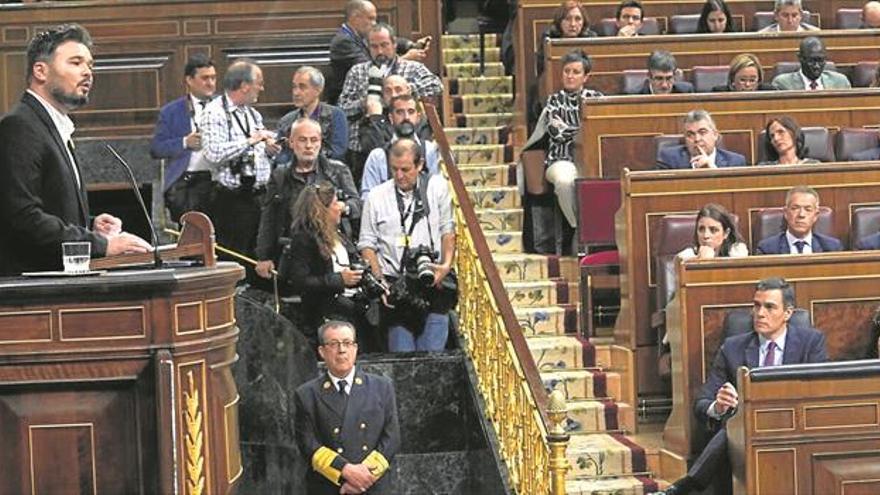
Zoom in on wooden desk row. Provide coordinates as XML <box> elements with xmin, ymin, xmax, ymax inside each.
<box><xmin>0</xmin><ymin>0</ymin><xmax>442</xmax><ymax>137</ymax></box>
<box><xmin>542</xmin><ymin>29</ymin><xmax>880</xmax><ymax>97</ymax></box>
<box><xmin>614</xmin><ymin>162</ymin><xmax>880</xmax><ymax>400</ymax></box>
<box><xmin>663</xmin><ymin>253</ymin><xmax>880</xmax><ymax>481</ymax></box>
<box><xmin>575</xmin><ymin>89</ymin><xmax>880</xmax><ymax>179</ymax></box>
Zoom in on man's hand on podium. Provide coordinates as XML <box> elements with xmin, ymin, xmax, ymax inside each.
<box><xmin>93</xmin><ymin>213</ymin><xmax>122</xmax><ymax>237</ymax></box>
<box><xmin>106</xmin><ymin>232</ymin><xmax>153</xmax><ymax>256</ymax></box>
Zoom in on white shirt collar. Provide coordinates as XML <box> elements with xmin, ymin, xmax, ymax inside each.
<box><xmin>759</xmin><ymin>329</ymin><xmax>787</xmax><ymax>360</ymax></box>
<box><xmin>27</xmin><ymin>89</ymin><xmax>75</xmax><ymax>142</ymax></box>
<box><xmin>800</xmin><ymin>70</ymin><xmax>823</xmax><ymax>90</ymax></box>
<box><xmin>328</xmin><ymin>366</ymin><xmax>356</xmax><ymax>393</ymax></box>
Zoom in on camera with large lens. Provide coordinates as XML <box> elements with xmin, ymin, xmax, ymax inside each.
<box><xmin>351</xmin><ymin>262</ymin><xmax>388</xmax><ymax>300</ymax></box>
<box><xmin>405</xmin><ymin>245</ymin><xmax>437</xmax><ymax>287</ymax></box>
<box><xmin>387</xmin><ymin>276</ymin><xmax>431</xmax><ymax>316</ymax></box>
<box><xmin>366</xmin><ymin>63</ymin><xmax>385</xmax><ymax>108</ymax></box>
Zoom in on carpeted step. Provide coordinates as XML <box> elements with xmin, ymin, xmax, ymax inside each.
<box><xmin>494</xmin><ymin>253</ymin><xmax>580</xmax><ymax>283</ymax></box>
<box><xmin>442</xmin><ymin>47</ymin><xmax>501</xmax><ymax>64</ymax></box>
<box><xmin>458</xmin><ymin>164</ymin><xmax>515</xmax><ymax>187</ymax></box>
<box><xmin>528</xmin><ymin>335</ymin><xmax>595</xmax><ymax>369</ymax></box>
<box><xmin>445</xmin><ymin>125</ymin><xmax>507</xmax><ymax>146</ymax></box>
<box><xmin>475</xmin><ymin>208</ymin><xmax>523</xmax><ymax>233</ymax></box>
<box><xmin>566</xmin><ymin>399</ymin><xmax>634</xmax><ymax>434</ymax></box>
<box><xmin>541</xmin><ymin>369</ymin><xmax>621</xmax><ymax>402</ymax></box>
<box><xmin>451</xmin><ymin>144</ymin><xmax>510</xmax><ymax>165</ymax></box>
<box><xmin>566</xmin><ymin>433</ymin><xmax>652</xmax><ymax>479</ymax></box>
<box><xmin>516</xmin><ymin>305</ymin><xmax>579</xmax><ymax>336</ymax></box>
<box><xmin>484</xmin><ymin>231</ymin><xmax>523</xmax><ymax>254</ymax></box>
<box><xmin>440</xmin><ymin>33</ymin><xmax>499</xmax><ymax>50</ymax></box>
<box><xmin>467</xmin><ymin>185</ymin><xmax>520</xmax><ymax>209</ymax></box>
<box><xmin>448</xmin><ymin>76</ymin><xmax>513</xmax><ymax>95</ymax></box>
<box><xmin>504</xmin><ymin>279</ymin><xmax>578</xmax><ymax>307</ymax></box>
<box><xmin>445</xmin><ymin>62</ymin><xmax>505</xmax><ymax>78</ymax></box>
<box><xmin>452</xmin><ymin>94</ymin><xmax>515</xmax><ymax>115</ymax></box>
<box><xmin>565</xmin><ymin>475</ymin><xmax>659</xmax><ymax>494</ymax></box>
<box><xmin>456</xmin><ymin>112</ymin><xmax>514</xmax><ymax>128</ymax></box>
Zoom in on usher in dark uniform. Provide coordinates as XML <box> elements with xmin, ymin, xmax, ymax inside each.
<box><xmin>295</xmin><ymin>368</ymin><xmax>400</xmax><ymax>494</ymax></box>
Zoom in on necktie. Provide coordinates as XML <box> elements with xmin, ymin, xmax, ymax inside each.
<box><xmin>763</xmin><ymin>341</ymin><xmax>777</xmax><ymax>367</ymax></box>
<box><xmin>809</xmin><ymin>80</ymin><xmax>818</xmax><ymax>90</ymax></box>
<box><xmin>337</xmin><ymin>379</ymin><xmax>348</xmax><ymax>396</ymax></box>
<box><xmin>794</xmin><ymin>240</ymin><xmax>806</xmax><ymax>254</ymax></box>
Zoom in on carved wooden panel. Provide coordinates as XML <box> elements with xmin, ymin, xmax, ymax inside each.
<box><xmin>0</xmin><ymin>310</ymin><xmax>52</xmax><ymax>344</ymax></box>
<box><xmin>811</xmin><ymin>299</ymin><xmax>880</xmax><ymax>361</ymax></box>
<box><xmin>59</xmin><ymin>305</ymin><xmax>147</xmax><ymax>341</ymax></box>
<box><xmin>755</xmin><ymin>448</ymin><xmax>797</xmax><ymax>494</ymax></box>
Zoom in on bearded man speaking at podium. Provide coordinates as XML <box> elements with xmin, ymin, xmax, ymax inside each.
<box><xmin>0</xmin><ymin>24</ymin><xmax>151</xmax><ymax>277</ymax></box>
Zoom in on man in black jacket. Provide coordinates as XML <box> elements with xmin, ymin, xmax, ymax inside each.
<box><xmin>254</xmin><ymin>118</ymin><xmax>360</xmax><ymax>280</ymax></box>
<box><xmin>0</xmin><ymin>23</ymin><xmax>150</xmax><ymax>277</ymax></box>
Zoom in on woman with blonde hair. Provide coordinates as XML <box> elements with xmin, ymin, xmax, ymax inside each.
<box><xmin>713</xmin><ymin>53</ymin><xmax>776</xmax><ymax>91</ymax></box>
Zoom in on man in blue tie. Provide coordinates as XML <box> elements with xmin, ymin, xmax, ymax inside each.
<box><xmin>755</xmin><ymin>186</ymin><xmax>844</xmax><ymax>254</ymax></box>
<box><xmin>657</xmin><ymin>277</ymin><xmax>828</xmax><ymax>494</ymax></box>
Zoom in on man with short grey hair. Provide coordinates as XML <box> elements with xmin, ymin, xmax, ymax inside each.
<box><xmin>201</xmin><ymin>59</ymin><xmax>279</xmax><ymax>260</ymax></box>
<box><xmin>633</xmin><ymin>50</ymin><xmax>694</xmax><ymax>95</ymax></box>
<box><xmin>863</xmin><ymin>1</ymin><xmax>880</xmax><ymax>28</ymax></box>
<box><xmin>656</xmin><ymin>109</ymin><xmax>746</xmax><ymax>169</ymax></box>
<box><xmin>758</xmin><ymin>0</ymin><xmax>819</xmax><ymax>32</ymax></box>
<box><xmin>275</xmin><ymin>66</ymin><xmax>348</xmax><ymax>163</ymax></box>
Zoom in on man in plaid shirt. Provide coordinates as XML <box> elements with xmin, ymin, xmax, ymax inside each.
<box><xmin>201</xmin><ymin>59</ymin><xmax>279</xmax><ymax>262</ymax></box>
<box><xmin>337</xmin><ymin>23</ymin><xmax>442</xmax><ymax>183</ymax></box>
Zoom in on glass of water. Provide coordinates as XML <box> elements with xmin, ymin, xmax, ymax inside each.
<box><xmin>62</xmin><ymin>242</ymin><xmax>91</xmax><ymax>273</ymax></box>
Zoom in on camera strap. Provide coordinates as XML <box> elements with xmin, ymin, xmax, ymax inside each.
<box><xmin>221</xmin><ymin>93</ymin><xmax>257</xmax><ymax>141</ymax></box>
<box><xmin>395</xmin><ymin>176</ymin><xmax>435</xmax><ymax>271</ymax></box>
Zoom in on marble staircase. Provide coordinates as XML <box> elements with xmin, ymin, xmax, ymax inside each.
<box><xmin>440</xmin><ymin>34</ymin><xmax>665</xmax><ymax>494</ymax></box>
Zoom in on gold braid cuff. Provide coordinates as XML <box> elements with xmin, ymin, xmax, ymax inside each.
<box><xmin>312</xmin><ymin>446</ymin><xmax>344</xmax><ymax>485</ymax></box>
<box><xmin>363</xmin><ymin>450</ymin><xmax>390</xmax><ymax>479</ymax></box>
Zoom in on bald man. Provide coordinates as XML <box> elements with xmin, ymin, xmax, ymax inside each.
<box><xmin>863</xmin><ymin>1</ymin><xmax>880</xmax><ymax>28</ymax></box>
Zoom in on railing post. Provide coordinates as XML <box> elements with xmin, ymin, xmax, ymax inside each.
<box><xmin>546</xmin><ymin>390</ymin><xmax>570</xmax><ymax>495</ymax></box>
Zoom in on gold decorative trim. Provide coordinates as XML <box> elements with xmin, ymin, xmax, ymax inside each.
<box><xmin>58</xmin><ymin>305</ymin><xmax>147</xmax><ymax>341</ymax></box>
<box><xmin>803</xmin><ymin>402</ymin><xmax>880</xmax><ymax>430</ymax></box>
<box><xmin>175</xmin><ymin>301</ymin><xmax>205</xmax><ymax>335</ymax></box>
<box><xmin>224</xmin><ymin>395</ymin><xmax>243</xmax><ymax>484</ymax></box>
<box><xmin>754</xmin><ymin>447</ymin><xmax>797</xmax><ymax>495</ymax></box>
<box><xmin>0</xmin><ymin>309</ymin><xmax>52</xmax><ymax>344</ymax></box>
<box><xmin>28</xmin><ymin>423</ymin><xmax>96</xmax><ymax>495</ymax></box>
<box><xmin>753</xmin><ymin>407</ymin><xmax>796</xmax><ymax>432</ymax></box>
<box><xmin>183</xmin><ymin>369</ymin><xmax>206</xmax><ymax>495</ymax></box>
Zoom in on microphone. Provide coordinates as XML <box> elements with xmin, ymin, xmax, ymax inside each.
<box><xmin>104</xmin><ymin>144</ymin><xmax>162</xmax><ymax>268</ymax></box>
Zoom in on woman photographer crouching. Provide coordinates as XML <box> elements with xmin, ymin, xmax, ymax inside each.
<box><xmin>279</xmin><ymin>182</ymin><xmax>382</xmax><ymax>352</ymax></box>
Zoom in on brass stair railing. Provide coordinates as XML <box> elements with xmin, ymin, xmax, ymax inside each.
<box><xmin>424</xmin><ymin>102</ymin><xmax>570</xmax><ymax>494</ymax></box>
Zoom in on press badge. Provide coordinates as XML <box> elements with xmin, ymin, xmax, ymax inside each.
<box><xmin>397</xmin><ymin>234</ymin><xmax>410</xmax><ymax>247</ymax></box>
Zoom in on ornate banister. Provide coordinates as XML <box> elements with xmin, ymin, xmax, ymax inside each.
<box><xmin>423</xmin><ymin>102</ymin><xmax>569</xmax><ymax>494</ymax></box>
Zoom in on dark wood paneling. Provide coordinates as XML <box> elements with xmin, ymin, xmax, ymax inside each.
<box><xmin>0</xmin><ymin>0</ymin><xmax>442</xmax><ymax>137</ymax></box>
<box><xmin>579</xmin><ymin>90</ymin><xmax>880</xmax><ymax>177</ymax></box>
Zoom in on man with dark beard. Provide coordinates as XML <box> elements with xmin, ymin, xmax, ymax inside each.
<box><xmin>0</xmin><ymin>23</ymin><xmax>151</xmax><ymax>277</ymax></box>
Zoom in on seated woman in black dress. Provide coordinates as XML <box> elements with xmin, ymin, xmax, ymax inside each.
<box><xmin>712</xmin><ymin>53</ymin><xmax>776</xmax><ymax>91</ymax></box>
<box><xmin>757</xmin><ymin>116</ymin><xmax>819</xmax><ymax>165</ymax></box>
<box><xmin>279</xmin><ymin>181</ymin><xmax>381</xmax><ymax>352</ymax></box>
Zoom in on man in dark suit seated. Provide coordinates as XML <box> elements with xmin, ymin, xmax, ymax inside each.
<box><xmin>630</xmin><ymin>50</ymin><xmax>695</xmax><ymax>95</ymax></box>
<box><xmin>657</xmin><ymin>277</ymin><xmax>828</xmax><ymax>495</ymax></box>
<box><xmin>0</xmin><ymin>23</ymin><xmax>151</xmax><ymax>277</ymax></box>
<box><xmin>656</xmin><ymin>110</ymin><xmax>747</xmax><ymax>169</ymax></box>
<box><xmin>755</xmin><ymin>186</ymin><xmax>844</xmax><ymax>254</ymax></box>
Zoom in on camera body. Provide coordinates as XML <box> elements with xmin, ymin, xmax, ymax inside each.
<box><xmin>229</xmin><ymin>148</ymin><xmax>257</xmax><ymax>188</ymax></box>
<box><xmin>350</xmin><ymin>262</ymin><xmax>388</xmax><ymax>300</ymax></box>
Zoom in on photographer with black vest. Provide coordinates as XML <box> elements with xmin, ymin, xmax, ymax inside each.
<box><xmin>358</xmin><ymin>138</ymin><xmax>456</xmax><ymax>352</ymax></box>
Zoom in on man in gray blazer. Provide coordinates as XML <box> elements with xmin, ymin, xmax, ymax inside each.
<box><xmin>772</xmin><ymin>37</ymin><xmax>852</xmax><ymax>90</ymax></box>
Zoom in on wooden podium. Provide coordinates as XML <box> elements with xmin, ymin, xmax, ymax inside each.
<box><xmin>0</xmin><ymin>214</ymin><xmax>243</xmax><ymax>494</ymax></box>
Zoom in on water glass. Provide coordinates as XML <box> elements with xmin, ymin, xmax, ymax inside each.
<box><xmin>62</xmin><ymin>242</ymin><xmax>91</xmax><ymax>273</ymax></box>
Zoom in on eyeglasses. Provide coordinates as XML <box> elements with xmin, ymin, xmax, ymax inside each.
<box><xmin>323</xmin><ymin>340</ymin><xmax>357</xmax><ymax>350</ymax></box>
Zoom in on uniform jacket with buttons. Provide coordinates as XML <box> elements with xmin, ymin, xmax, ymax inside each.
<box><xmin>295</xmin><ymin>368</ymin><xmax>400</xmax><ymax>494</ymax></box>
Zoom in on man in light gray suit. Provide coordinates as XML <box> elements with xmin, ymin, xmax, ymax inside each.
<box><xmin>772</xmin><ymin>37</ymin><xmax>852</xmax><ymax>90</ymax></box>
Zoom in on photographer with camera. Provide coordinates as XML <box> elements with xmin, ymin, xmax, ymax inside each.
<box><xmin>255</xmin><ymin>118</ymin><xmax>360</xmax><ymax>281</ymax></box>
<box><xmin>358</xmin><ymin>138</ymin><xmax>456</xmax><ymax>352</ymax></box>
<box><xmin>360</xmin><ymin>94</ymin><xmax>440</xmax><ymax>199</ymax></box>
<box><xmin>201</xmin><ymin>59</ymin><xmax>280</xmax><ymax>259</ymax></box>
<box><xmin>338</xmin><ymin>23</ymin><xmax>442</xmax><ymax>184</ymax></box>
<box><xmin>359</xmin><ymin>75</ymin><xmax>433</xmax><ymax>153</ymax></box>
<box><xmin>279</xmin><ymin>182</ymin><xmax>382</xmax><ymax>352</ymax></box>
